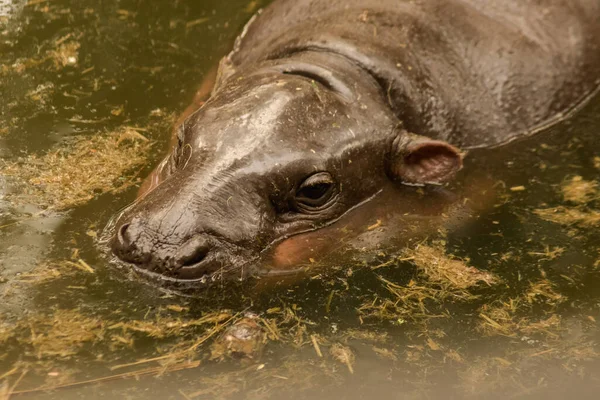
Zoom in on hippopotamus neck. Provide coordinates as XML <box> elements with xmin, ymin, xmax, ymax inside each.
<box><xmin>223</xmin><ymin>0</ymin><xmax>600</xmax><ymax>149</ymax></box>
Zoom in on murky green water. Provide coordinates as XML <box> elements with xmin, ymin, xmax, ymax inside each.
<box><xmin>1</xmin><ymin>1</ymin><xmax>600</xmax><ymax>399</ymax></box>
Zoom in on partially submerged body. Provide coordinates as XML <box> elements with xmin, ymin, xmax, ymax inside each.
<box><xmin>225</xmin><ymin>0</ymin><xmax>600</xmax><ymax>149</ymax></box>
<box><xmin>107</xmin><ymin>0</ymin><xmax>600</xmax><ymax>284</ymax></box>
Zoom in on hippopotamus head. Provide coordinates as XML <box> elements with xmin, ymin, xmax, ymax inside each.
<box><xmin>108</xmin><ymin>51</ymin><xmax>462</xmax><ymax>283</ymax></box>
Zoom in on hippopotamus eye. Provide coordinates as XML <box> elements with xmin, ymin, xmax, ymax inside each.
<box><xmin>294</xmin><ymin>172</ymin><xmax>337</xmax><ymax>212</ymax></box>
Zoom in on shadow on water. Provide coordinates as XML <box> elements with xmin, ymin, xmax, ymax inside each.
<box><xmin>1</xmin><ymin>1</ymin><xmax>600</xmax><ymax>399</ymax></box>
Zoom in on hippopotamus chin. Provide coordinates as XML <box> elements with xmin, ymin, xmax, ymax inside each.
<box><xmin>108</xmin><ymin>0</ymin><xmax>600</xmax><ymax>283</ymax></box>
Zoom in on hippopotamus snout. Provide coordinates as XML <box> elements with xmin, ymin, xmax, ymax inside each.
<box><xmin>108</xmin><ymin>146</ymin><xmax>269</xmax><ymax>282</ymax></box>
<box><xmin>112</xmin><ymin>218</ymin><xmax>222</xmax><ymax>280</ymax></box>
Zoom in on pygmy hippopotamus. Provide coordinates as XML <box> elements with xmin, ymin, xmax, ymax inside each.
<box><xmin>107</xmin><ymin>0</ymin><xmax>600</xmax><ymax>283</ymax></box>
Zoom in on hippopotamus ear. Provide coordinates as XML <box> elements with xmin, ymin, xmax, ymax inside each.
<box><xmin>388</xmin><ymin>131</ymin><xmax>463</xmax><ymax>185</ymax></box>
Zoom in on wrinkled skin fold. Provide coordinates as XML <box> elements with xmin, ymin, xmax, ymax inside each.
<box><xmin>107</xmin><ymin>0</ymin><xmax>600</xmax><ymax>283</ymax></box>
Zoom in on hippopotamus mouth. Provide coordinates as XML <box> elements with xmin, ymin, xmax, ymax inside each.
<box><xmin>102</xmin><ymin>202</ymin><xmax>262</xmax><ymax>284</ymax></box>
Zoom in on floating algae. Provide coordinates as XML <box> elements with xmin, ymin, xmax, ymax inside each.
<box><xmin>359</xmin><ymin>241</ymin><xmax>500</xmax><ymax>325</ymax></box>
<box><xmin>534</xmin><ymin>206</ymin><xmax>600</xmax><ymax>227</ymax></box>
<box><xmin>329</xmin><ymin>343</ymin><xmax>355</xmax><ymax>374</ymax></box>
<box><xmin>108</xmin><ymin>311</ymin><xmax>233</xmax><ymax>340</ymax></box>
<box><xmin>1</xmin><ymin>128</ymin><xmax>153</xmax><ymax>210</ymax></box>
<box><xmin>4</xmin><ymin>35</ymin><xmax>81</xmax><ymax>75</ymax></box>
<box><xmin>402</xmin><ymin>242</ymin><xmax>499</xmax><ymax>290</ymax></box>
<box><xmin>0</xmin><ymin>308</ymin><xmax>243</xmax><ymax>393</ymax></box>
<box><xmin>561</xmin><ymin>176</ymin><xmax>600</xmax><ymax>204</ymax></box>
<box><xmin>478</xmin><ymin>279</ymin><xmax>564</xmax><ymax>338</ymax></box>
<box><xmin>47</xmin><ymin>40</ymin><xmax>80</xmax><ymax>69</ymax></box>
<box><xmin>534</xmin><ymin>174</ymin><xmax>600</xmax><ymax>227</ymax></box>
<box><xmin>17</xmin><ymin>309</ymin><xmax>104</xmax><ymax>360</ymax></box>
<box><xmin>8</xmin><ymin>259</ymin><xmax>95</xmax><ymax>286</ymax></box>
<box><xmin>524</xmin><ymin>280</ymin><xmax>564</xmax><ymax>306</ymax></box>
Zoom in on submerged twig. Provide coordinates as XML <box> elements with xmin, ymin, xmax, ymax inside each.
<box><xmin>11</xmin><ymin>362</ymin><xmax>199</xmax><ymax>397</ymax></box>
<box><xmin>110</xmin><ymin>312</ymin><xmax>241</xmax><ymax>371</ymax></box>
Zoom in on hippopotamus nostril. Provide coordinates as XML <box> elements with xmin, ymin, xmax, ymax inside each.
<box><xmin>176</xmin><ymin>236</ymin><xmax>212</xmax><ymax>268</ymax></box>
<box><xmin>111</xmin><ymin>221</ymin><xmax>147</xmax><ymax>265</ymax></box>
<box><xmin>116</xmin><ymin>223</ymin><xmax>132</xmax><ymax>248</ymax></box>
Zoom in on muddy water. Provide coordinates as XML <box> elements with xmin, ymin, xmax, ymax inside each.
<box><xmin>1</xmin><ymin>1</ymin><xmax>600</xmax><ymax>399</ymax></box>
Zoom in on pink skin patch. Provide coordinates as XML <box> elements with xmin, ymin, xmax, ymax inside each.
<box><xmin>270</xmin><ymin>232</ymin><xmax>333</xmax><ymax>270</ymax></box>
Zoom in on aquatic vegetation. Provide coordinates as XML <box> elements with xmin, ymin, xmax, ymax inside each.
<box><xmin>534</xmin><ymin>174</ymin><xmax>600</xmax><ymax>227</ymax></box>
<box><xmin>0</xmin><ymin>179</ymin><xmax>595</xmax><ymax>399</ymax></box>
<box><xmin>48</xmin><ymin>39</ymin><xmax>80</xmax><ymax>69</ymax></box>
<box><xmin>403</xmin><ymin>242</ymin><xmax>499</xmax><ymax>290</ymax></box>
<box><xmin>23</xmin><ymin>310</ymin><xmax>104</xmax><ymax>359</ymax></box>
<box><xmin>341</xmin><ymin>329</ymin><xmax>389</xmax><ymax>344</ymax></box>
<box><xmin>8</xmin><ymin>259</ymin><xmax>94</xmax><ymax>285</ymax></box>
<box><xmin>179</xmin><ymin>356</ymin><xmax>344</xmax><ymax>400</ymax></box>
<box><xmin>478</xmin><ymin>280</ymin><xmax>564</xmax><ymax>338</ymax></box>
<box><xmin>372</xmin><ymin>346</ymin><xmax>398</xmax><ymax>361</ymax></box>
<box><xmin>359</xmin><ymin>242</ymin><xmax>499</xmax><ymax>325</ymax></box>
<box><xmin>478</xmin><ymin>299</ymin><xmax>520</xmax><ymax>337</ymax></box>
<box><xmin>1</xmin><ymin>128</ymin><xmax>153</xmax><ymax>210</ymax></box>
<box><xmin>329</xmin><ymin>343</ymin><xmax>355</xmax><ymax>374</ymax></box>
<box><xmin>0</xmin><ymin>267</ymin><xmax>595</xmax><ymax>400</ymax></box>
<box><xmin>459</xmin><ymin>316</ymin><xmax>598</xmax><ymax>398</ymax></box>
<box><xmin>524</xmin><ymin>280</ymin><xmax>564</xmax><ymax>306</ymax></box>
<box><xmin>0</xmin><ymin>324</ymin><xmax>12</xmax><ymax>345</ymax></box>
<box><xmin>561</xmin><ymin>176</ymin><xmax>600</xmax><ymax>204</ymax></box>
<box><xmin>478</xmin><ymin>303</ymin><xmax>562</xmax><ymax>339</ymax></box>
<box><xmin>0</xmin><ymin>308</ymin><xmax>243</xmax><ymax>392</ymax></box>
<box><xmin>108</xmin><ymin>311</ymin><xmax>233</xmax><ymax>340</ymax></box>
<box><xmin>3</xmin><ymin>36</ymin><xmax>81</xmax><ymax>75</ymax></box>
<box><xmin>535</xmin><ymin>206</ymin><xmax>600</xmax><ymax>227</ymax></box>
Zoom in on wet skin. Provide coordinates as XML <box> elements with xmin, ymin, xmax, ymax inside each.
<box><xmin>108</xmin><ymin>0</ymin><xmax>600</xmax><ymax>283</ymax></box>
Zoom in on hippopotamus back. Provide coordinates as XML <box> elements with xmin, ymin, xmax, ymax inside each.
<box><xmin>222</xmin><ymin>0</ymin><xmax>600</xmax><ymax>149</ymax></box>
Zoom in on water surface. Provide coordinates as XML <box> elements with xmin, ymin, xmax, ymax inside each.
<box><xmin>1</xmin><ymin>1</ymin><xmax>600</xmax><ymax>399</ymax></box>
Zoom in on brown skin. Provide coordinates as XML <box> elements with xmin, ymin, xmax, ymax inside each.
<box><xmin>138</xmin><ymin>66</ymin><xmax>219</xmax><ymax>199</ymax></box>
<box><xmin>107</xmin><ymin>0</ymin><xmax>600</xmax><ymax>285</ymax></box>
